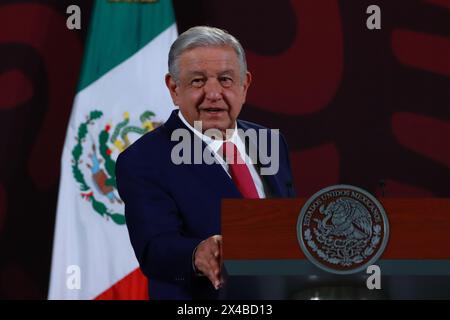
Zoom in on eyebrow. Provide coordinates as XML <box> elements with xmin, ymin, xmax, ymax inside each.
<box><xmin>186</xmin><ymin>70</ymin><xmax>237</xmax><ymax>77</ymax></box>
<box><xmin>218</xmin><ymin>70</ymin><xmax>236</xmax><ymax>76</ymax></box>
<box><xmin>187</xmin><ymin>71</ymin><xmax>206</xmax><ymax>78</ymax></box>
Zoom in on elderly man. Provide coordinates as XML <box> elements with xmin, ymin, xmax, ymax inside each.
<box><xmin>116</xmin><ymin>26</ymin><xmax>295</xmax><ymax>299</ymax></box>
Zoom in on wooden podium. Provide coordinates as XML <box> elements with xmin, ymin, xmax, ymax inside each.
<box><xmin>222</xmin><ymin>198</ymin><xmax>450</xmax><ymax>277</ymax></box>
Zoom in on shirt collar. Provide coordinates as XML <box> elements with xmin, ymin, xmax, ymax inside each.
<box><xmin>178</xmin><ymin>110</ymin><xmax>241</xmax><ymax>154</ymax></box>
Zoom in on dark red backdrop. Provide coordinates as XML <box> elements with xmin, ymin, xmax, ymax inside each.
<box><xmin>0</xmin><ymin>0</ymin><xmax>449</xmax><ymax>298</ymax></box>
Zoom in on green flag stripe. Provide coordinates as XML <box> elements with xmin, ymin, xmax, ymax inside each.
<box><xmin>77</xmin><ymin>0</ymin><xmax>175</xmax><ymax>91</ymax></box>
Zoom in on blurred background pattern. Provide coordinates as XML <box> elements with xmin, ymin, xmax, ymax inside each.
<box><xmin>0</xmin><ymin>0</ymin><xmax>449</xmax><ymax>298</ymax></box>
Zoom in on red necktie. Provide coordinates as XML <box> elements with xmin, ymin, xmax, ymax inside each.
<box><xmin>222</xmin><ymin>141</ymin><xmax>260</xmax><ymax>199</ymax></box>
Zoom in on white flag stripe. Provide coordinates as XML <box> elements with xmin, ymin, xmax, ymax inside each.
<box><xmin>49</xmin><ymin>24</ymin><xmax>177</xmax><ymax>300</ymax></box>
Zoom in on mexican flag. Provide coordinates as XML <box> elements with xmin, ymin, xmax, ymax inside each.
<box><xmin>48</xmin><ymin>0</ymin><xmax>177</xmax><ymax>299</ymax></box>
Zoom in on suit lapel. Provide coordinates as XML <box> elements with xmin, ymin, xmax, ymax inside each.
<box><xmin>163</xmin><ymin>110</ymin><xmax>285</xmax><ymax>198</ymax></box>
<box><xmin>163</xmin><ymin>110</ymin><xmax>241</xmax><ymax>198</ymax></box>
<box><xmin>237</xmin><ymin>120</ymin><xmax>285</xmax><ymax>198</ymax></box>
<box><xmin>190</xmin><ymin>159</ymin><xmax>242</xmax><ymax>198</ymax></box>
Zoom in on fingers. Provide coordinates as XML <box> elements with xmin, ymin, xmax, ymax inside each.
<box><xmin>206</xmin><ymin>258</ymin><xmax>221</xmax><ymax>290</ymax></box>
<box><xmin>211</xmin><ymin>235</ymin><xmax>224</xmax><ymax>289</ymax></box>
<box><xmin>194</xmin><ymin>235</ymin><xmax>224</xmax><ymax>289</ymax></box>
<box><xmin>215</xmin><ymin>235</ymin><xmax>224</xmax><ymax>286</ymax></box>
<box><xmin>218</xmin><ymin>237</ymin><xmax>225</xmax><ymax>287</ymax></box>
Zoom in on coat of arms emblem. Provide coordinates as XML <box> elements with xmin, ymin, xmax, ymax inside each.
<box><xmin>297</xmin><ymin>185</ymin><xmax>389</xmax><ymax>274</ymax></box>
<box><xmin>71</xmin><ymin>110</ymin><xmax>161</xmax><ymax>225</ymax></box>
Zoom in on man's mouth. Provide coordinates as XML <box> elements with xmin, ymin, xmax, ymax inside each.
<box><xmin>200</xmin><ymin>107</ymin><xmax>227</xmax><ymax>114</ymax></box>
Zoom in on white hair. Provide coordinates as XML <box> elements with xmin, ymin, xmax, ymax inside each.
<box><xmin>168</xmin><ymin>26</ymin><xmax>247</xmax><ymax>82</ymax></box>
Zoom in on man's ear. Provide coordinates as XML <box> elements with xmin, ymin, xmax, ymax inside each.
<box><xmin>241</xmin><ymin>71</ymin><xmax>252</xmax><ymax>104</ymax></box>
<box><xmin>165</xmin><ymin>73</ymin><xmax>179</xmax><ymax>106</ymax></box>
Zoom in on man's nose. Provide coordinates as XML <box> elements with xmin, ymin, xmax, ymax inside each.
<box><xmin>203</xmin><ymin>78</ymin><xmax>222</xmax><ymax>101</ymax></box>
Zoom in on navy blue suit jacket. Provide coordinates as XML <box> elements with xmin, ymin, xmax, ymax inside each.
<box><xmin>116</xmin><ymin>110</ymin><xmax>295</xmax><ymax>299</ymax></box>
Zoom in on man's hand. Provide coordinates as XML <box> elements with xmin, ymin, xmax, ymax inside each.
<box><xmin>194</xmin><ymin>235</ymin><xmax>224</xmax><ymax>290</ymax></box>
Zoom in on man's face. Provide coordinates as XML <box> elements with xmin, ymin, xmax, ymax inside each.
<box><xmin>166</xmin><ymin>46</ymin><xmax>251</xmax><ymax>135</ymax></box>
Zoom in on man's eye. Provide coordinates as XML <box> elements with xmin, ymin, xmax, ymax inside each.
<box><xmin>191</xmin><ymin>79</ymin><xmax>204</xmax><ymax>87</ymax></box>
<box><xmin>220</xmin><ymin>77</ymin><xmax>233</xmax><ymax>87</ymax></box>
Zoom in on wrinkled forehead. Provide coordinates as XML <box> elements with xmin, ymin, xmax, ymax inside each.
<box><xmin>178</xmin><ymin>46</ymin><xmax>241</xmax><ymax>74</ymax></box>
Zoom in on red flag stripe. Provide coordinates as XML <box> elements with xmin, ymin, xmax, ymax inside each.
<box><xmin>95</xmin><ymin>268</ymin><xmax>148</xmax><ymax>300</ymax></box>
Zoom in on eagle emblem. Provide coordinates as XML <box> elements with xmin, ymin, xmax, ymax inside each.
<box><xmin>297</xmin><ymin>185</ymin><xmax>389</xmax><ymax>274</ymax></box>
<box><xmin>71</xmin><ymin>110</ymin><xmax>161</xmax><ymax>225</ymax></box>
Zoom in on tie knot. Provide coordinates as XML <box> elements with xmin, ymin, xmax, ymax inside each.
<box><xmin>222</xmin><ymin>141</ymin><xmax>241</xmax><ymax>165</ymax></box>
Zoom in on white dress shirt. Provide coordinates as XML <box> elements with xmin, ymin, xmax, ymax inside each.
<box><xmin>178</xmin><ymin>111</ymin><xmax>266</xmax><ymax>199</ymax></box>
